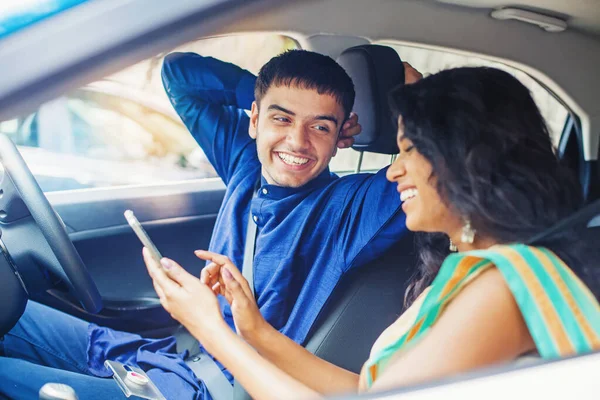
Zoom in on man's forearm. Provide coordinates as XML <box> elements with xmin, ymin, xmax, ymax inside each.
<box><xmin>161</xmin><ymin>52</ymin><xmax>258</xmax><ymax>182</ymax></box>
<box><xmin>162</xmin><ymin>52</ymin><xmax>256</xmax><ymax>109</ymax></box>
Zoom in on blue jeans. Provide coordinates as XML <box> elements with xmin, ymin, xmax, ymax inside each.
<box><xmin>0</xmin><ymin>301</ymin><xmax>127</xmax><ymax>400</ymax></box>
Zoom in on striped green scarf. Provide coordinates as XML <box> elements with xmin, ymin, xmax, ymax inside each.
<box><xmin>364</xmin><ymin>244</ymin><xmax>600</xmax><ymax>388</ymax></box>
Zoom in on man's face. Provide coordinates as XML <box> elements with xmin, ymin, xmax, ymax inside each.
<box><xmin>249</xmin><ymin>85</ymin><xmax>345</xmax><ymax>188</ymax></box>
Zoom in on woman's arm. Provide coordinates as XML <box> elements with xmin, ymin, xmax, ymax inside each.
<box><xmin>192</xmin><ymin>319</ymin><xmax>322</xmax><ymax>400</ymax></box>
<box><xmin>244</xmin><ymin>311</ymin><xmax>360</xmax><ymax>394</ymax></box>
<box><xmin>197</xmin><ymin>251</ymin><xmax>360</xmax><ymax>395</ymax></box>
<box><xmin>143</xmin><ymin>248</ymin><xmax>320</xmax><ymax>399</ymax></box>
<box><xmin>369</xmin><ymin>268</ymin><xmax>535</xmax><ymax>393</ymax></box>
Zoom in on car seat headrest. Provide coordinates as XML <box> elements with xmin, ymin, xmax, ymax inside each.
<box><xmin>337</xmin><ymin>44</ymin><xmax>404</xmax><ymax>155</ymax></box>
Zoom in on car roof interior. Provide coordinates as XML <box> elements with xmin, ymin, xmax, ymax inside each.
<box><xmin>1</xmin><ymin>0</ymin><xmax>599</xmax><ymax>161</ymax></box>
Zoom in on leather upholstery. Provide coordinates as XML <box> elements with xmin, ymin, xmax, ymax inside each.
<box><xmin>337</xmin><ymin>45</ymin><xmax>405</xmax><ymax>155</ymax></box>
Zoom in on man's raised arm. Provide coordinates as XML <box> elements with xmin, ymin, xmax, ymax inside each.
<box><xmin>162</xmin><ymin>52</ymin><xmax>257</xmax><ymax>183</ymax></box>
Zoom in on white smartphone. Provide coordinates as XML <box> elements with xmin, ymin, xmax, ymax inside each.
<box><xmin>124</xmin><ymin>210</ymin><xmax>163</xmax><ymax>264</ymax></box>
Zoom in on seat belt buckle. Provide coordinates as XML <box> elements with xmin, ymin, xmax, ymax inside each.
<box><xmin>184</xmin><ymin>352</ymin><xmax>233</xmax><ymax>400</ymax></box>
<box><xmin>105</xmin><ymin>360</ymin><xmax>166</xmax><ymax>400</ymax></box>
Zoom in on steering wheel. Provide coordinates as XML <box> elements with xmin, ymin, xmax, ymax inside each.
<box><xmin>0</xmin><ymin>134</ymin><xmax>103</xmax><ymax>313</ymax></box>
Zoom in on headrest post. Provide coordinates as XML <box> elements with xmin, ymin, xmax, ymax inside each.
<box><xmin>390</xmin><ymin>154</ymin><xmax>397</xmax><ymax>164</ymax></box>
<box><xmin>355</xmin><ymin>151</ymin><xmax>364</xmax><ymax>173</ymax></box>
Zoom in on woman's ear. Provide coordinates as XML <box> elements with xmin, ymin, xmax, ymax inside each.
<box><xmin>249</xmin><ymin>101</ymin><xmax>259</xmax><ymax>139</ymax></box>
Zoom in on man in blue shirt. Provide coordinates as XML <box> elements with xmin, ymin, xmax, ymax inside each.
<box><xmin>159</xmin><ymin>50</ymin><xmax>407</xmax><ymax>340</ymax></box>
<box><xmin>0</xmin><ymin>50</ymin><xmax>410</xmax><ymax>400</ymax></box>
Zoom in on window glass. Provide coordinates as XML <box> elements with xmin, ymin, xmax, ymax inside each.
<box><xmin>0</xmin><ymin>33</ymin><xmax>297</xmax><ymax>192</ymax></box>
<box><xmin>329</xmin><ymin>43</ymin><xmax>569</xmax><ymax>174</ymax></box>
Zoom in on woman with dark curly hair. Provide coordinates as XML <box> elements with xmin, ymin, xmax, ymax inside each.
<box><xmin>144</xmin><ymin>66</ymin><xmax>600</xmax><ymax>399</ymax></box>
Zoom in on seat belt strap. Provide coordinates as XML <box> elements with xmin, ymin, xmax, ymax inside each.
<box><xmin>185</xmin><ymin>352</ymin><xmax>233</xmax><ymax>400</ymax></box>
<box><xmin>183</xmin><ymin>177</ymin><xmax>261</xmax><ymax>400</ymax></box>
<box><xmin>233</xmin><ymin>178</ymin><xmax>261</xmax><ymax>400</ymax></box>
<box><xmin>527</xmin><ymin>198</ymin><xmax>600</xmax><ymax>244</ymax></box>
<box><xmin>242</xmin><ymin>178</ymin><xmax>260</xmax><ymax>297</ymax></box>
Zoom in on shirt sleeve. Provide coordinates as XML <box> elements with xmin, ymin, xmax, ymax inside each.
<box><xmin>161</xmin><ymin>52</ymin><xmax>257</xmax><ymax>184</ymax></box>
<box><xmin>336</xmin><ymin>167</ymin><xmax>407</xmax><ymax>272</ymax></box>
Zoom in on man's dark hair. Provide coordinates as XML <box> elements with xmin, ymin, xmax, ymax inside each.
<box><xmin>254</xmin><ymin>50</ymin><xmax>355</xmax><ymax>118</ymax></box>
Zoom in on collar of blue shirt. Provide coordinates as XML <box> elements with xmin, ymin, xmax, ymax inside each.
<box><xmin>258</xmin><ymin>167</ymin><xmax>336</xmax><ymax>200</ymax></box>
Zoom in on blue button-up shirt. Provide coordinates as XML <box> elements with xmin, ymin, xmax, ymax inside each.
<box><xmin>87</xmin><ymin>53</ymin><xmax>406</xmax><ymax>399</ymax></box>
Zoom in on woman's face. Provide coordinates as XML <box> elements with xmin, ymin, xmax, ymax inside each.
<box><xmin>386</xmin><ymin>118</ymin><xmax>462</xmax><ymax>235</ymax></box>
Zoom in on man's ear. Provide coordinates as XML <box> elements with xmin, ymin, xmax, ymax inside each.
<box><xmin>249</xmin><ymin>101</ymin><xmax>259</xmax><ymax>139</ymax></box>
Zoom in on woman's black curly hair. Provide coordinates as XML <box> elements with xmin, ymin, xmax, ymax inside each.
<box><xmin>388</xmin><ymin>67</ymin><xmax>598</xmax><ymax>307</ymax></box>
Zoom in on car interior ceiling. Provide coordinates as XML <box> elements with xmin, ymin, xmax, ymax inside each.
<box><xmin>2</xmin><ymin>0</ymin><xmax>599</xmax><ymax>159</ymax></box>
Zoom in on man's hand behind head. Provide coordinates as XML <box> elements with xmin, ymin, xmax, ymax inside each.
<box><xmin>404</xmin><ymin>62</ymin><xmax>423</xmax><ymax>84</ymax></box>
<box><xmin>337</xmin><ymin>112</ymin><xmax>361</xmax><ymax>149</ymax></box>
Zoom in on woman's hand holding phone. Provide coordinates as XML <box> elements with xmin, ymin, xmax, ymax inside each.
<box><xmin>127</xmin><ymin>206</ymin><xmax>267</xmax><ymax>347</ymax></box>
<box><xmin>124</xmin><ymin>210</ymin><xmax>163</xmax><ymax>264</ymax></box>
<box><xmin>125</xmin><ymin>210</ymin><xmax>227</xmax><ymax>341</ymax></box>
<box><xmin>141</xmin><ymin>247</ymin><xmax>228</xmax><ymax>347</ymax></box>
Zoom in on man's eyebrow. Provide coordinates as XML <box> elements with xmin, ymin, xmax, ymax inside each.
<box><xmin>267</xmin><ymin>105</ymin><xmax>339</xmax><ymax>127</ymax></box>
<box><xmin>314</xmin><ymin>114</ymin><xmax>339</xmax><ymax>126</ymax></box>
<box><xmin>267</xmin><ymin>104</ymin><xmax>295</xmax><ymax>115</ymax></box>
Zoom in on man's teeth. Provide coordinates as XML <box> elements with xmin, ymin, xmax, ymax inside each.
<box><xmin>400</xmin><ymin>188</ymin><xmax>418</xmax><ymax>202</ymax></box>
<box><xmin>278</xmin><ymin>153</ymin><xmax>309</xmax><ymax>165</ymax></box>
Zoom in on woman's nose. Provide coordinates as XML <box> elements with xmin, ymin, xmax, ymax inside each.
<box><xmin>386</xmin><ymin>156</ymin><xmax>405</xmax><ymax>182</ymax></box>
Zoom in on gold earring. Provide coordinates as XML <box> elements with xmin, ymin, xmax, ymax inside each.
<box><xmin>461</xmin><ymin>219</ymin><xmax>476</xmax><ymax>244</ymax></box>
<box><xmin>449</xmin><ymin>239</ymin><xmax>458</xmax><ymax>252</ymax></box>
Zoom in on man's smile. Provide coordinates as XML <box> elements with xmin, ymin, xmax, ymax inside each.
<box><xmin>273</xmin><ymin>151</ymin><xmax>315</xmax><ymax>171</ymax></box>
<box><xmin>276</xmin><ymin>152</ymin><xmax>311</xmax><ymax>166</ymax></box>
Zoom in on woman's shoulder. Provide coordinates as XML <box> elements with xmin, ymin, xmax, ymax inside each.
<box><xmin>434</xmin><ymin>243</ymin><xmax>600</xmax><ymax>358</ymax></box>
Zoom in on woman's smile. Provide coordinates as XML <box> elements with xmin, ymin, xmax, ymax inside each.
<box><xmin>399</xmin><ymin>188</ymin><xmax>418</xmax><ymax>202</ymax></box>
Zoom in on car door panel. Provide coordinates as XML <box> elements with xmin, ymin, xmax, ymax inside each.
<box><xmin>38</xmin><ymin>179</ymin><xmax>226</xmax><ymax>331</ymax></box>
<box><xmin>70</xmin><ymin>214</ymin><xmax>218</xmax><ymax>301</ymax></box>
